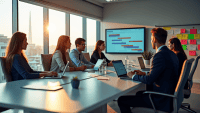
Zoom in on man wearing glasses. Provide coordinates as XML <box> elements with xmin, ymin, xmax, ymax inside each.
<box><xmin>70</xmin><ymin>38</ymin><xmax>94</xmax><ymax>68</ymax></box>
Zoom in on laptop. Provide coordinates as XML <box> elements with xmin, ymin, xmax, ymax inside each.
<box><xmin>112</xmin><ymin>60</ymin><xmax>132</xmax><ymax>79</ymax></box>
<box><xmin>84</xmin><ymin>59</ymin><xmax>104</xmax><ymax>72</ymax></box>
<box><xmin>44</xmin><ymin>61</ymin><xmax>69</xmax><ymax>79</ymax></box>
<box><xmin>137</xmin><ymin>57</ymin><xmax>150</xmax><ymax>71</ymax></box>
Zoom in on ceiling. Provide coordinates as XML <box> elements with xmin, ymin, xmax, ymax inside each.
<box><xmin>92</xmin><ymin>0</ymin><xmax>133</xmax><ymax>3</ymax></box>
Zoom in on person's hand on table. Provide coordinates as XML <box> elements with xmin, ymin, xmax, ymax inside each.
<box><xmin>78</xmin><ymin>65</ymin><xmax>87</xmax><ymax>71</ymax></box>
<box><xmin>127</xmin><ymin>71</ymin><xmax>136</xmax><ymax>78</ymax></box>
<box><xmin>133</xmin><ymin>70</ymin><xmax>146</xmax><ymax>75</ymax></box>
<box><xmin>46</xmin><ymin>71</ymin><xmax>58</xmax><ymax>77</ymax></box>
<box><xmin>91</xmin><ymin>65</ymin><xmax>95</xmax><ymax>68</ymax></box>
<box><xmin>108</xmin><ymin>62</ymin><xmax>113</xmax><ymax>66</ymax></box>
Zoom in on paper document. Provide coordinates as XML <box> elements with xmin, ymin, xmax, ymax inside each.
<box><xmin>90</xmin><ymin>74</ymin><xmax>109</xmax><ymax>80</ymax></box>
<box><xmin>189</xmin><ymin>45</ymin><xmax>196</xmax><ymax>50</ymax></box>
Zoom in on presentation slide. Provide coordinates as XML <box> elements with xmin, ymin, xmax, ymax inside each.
<box><xmin>106</xmin><ymin>27</ymin><xmax>145</xmax><ymax>53</ymax></box>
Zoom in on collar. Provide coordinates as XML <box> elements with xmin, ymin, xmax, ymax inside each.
<box><xmin>156</xmin><ymin>45</ymin><xmax>166</xmax><ymax>53</ymax></box>
<box><xmin>75</xmin><ymin>48</ymin><xmax>81</xmax><ymax>54</ymax></box>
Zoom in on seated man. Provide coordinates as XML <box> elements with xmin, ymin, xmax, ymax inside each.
<box><xmin>69</xmin><ymin>38</ymin><xmax>94</xmax><ymax>68</ymax></box>
<box><xmin>117</xmin><ymin>28</ymin><xmax>179</xmax><ymax>113</ymax></box>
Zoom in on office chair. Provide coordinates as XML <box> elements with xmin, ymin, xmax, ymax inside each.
<box><xmin>41</xmin><ymin>54</ymin><xmax>52</xmax><ymax>71</ymax></box>
<box><xmin>82</xmin><ymin>52</ymin><xmax>90</xmax><ymax>61</ymax></box>
<box><xmin>132</xmin><ymin>58</ymin><xmax>194</xmax><ymax>113</ymax></box>
<box><xmin>0</xmin><ymin>57</ymin><xmax>12</xmax><ymax>82</ymax></box>
<box><xmin>180</xmin><ymin>55</ymin><xmax>200</xmax><ymax>113</ymax></box>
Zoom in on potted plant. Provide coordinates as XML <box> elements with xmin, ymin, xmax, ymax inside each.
<box><xmin>71</xmin><ymin>76</ymin><xmax>80</xmax><ymax>89</ymax></box>
<box><xmin>141</xmin><ymin>50</ymin><xmax>154</xmax><ymax>65</ymax></box>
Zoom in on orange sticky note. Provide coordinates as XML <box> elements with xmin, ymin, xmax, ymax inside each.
<box><xmin>176</xmin><ymin>34</ymin><xmax>183</xmax><ymax>39</ymax></box>
<box><xmin>194</xmin><ymin>34</ymin><xmax>200</xmax><ymax>39</ymax></box>
<box><xmin>198</xmin><ymin>45</ymin><xmax>200</xmax><ymax>50</ymax></box>
<box><xmin>190</xmin><ymin>29</ymin><xmax>197</xmax><ymax>34</ymax></box>
<box><xmin>181</xmin><ymin>40</ymin><xmax>187</xmax><ymax>45</ymax></box>
<box><xmin>181</xmin><ymin>29</ymin><xmax>186</xmax><ymax>33</ymax></box>
<box><xmin>182</xmin><ymin>34</ymin><xmax>188</xmax><ymax>39</ymax></box>
<box><xmin>190</xmin><ymin>39</ymin><xmax>196</xmax><ymax>44</ymax></box>
<box><xmin>189</xmin><ymin>51</ymin><xmax>196</xmax><ymax>56</ymax></box>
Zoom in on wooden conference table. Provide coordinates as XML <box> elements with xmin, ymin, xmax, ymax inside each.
<box><xmin>0</xmin><ymin>67</ymin><xmax>143</xmax><ymax>113</ymax></box>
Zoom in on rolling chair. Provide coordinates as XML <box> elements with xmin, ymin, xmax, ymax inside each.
<box><xmin>180</xmin><ymin>55</ymin><xmax>200</xmax><ymax>113</ymax></box>
<box><xmin>132</xmin><ymin>58</ymin><xmax>194</xmax><ymax>113</ymax></box>
<box><xmin>41</xmin><ymin>54</ymin><xmax>52</xmax><ymax>71</ymax></box>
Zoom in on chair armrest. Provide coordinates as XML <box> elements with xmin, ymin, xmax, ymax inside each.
<box><xmin>143</xmin><ymin>91</ymin><xmax>176</xmax><ymax>98</ymax></box>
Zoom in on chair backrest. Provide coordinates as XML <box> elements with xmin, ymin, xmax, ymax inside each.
<box><xmin>174</xmin><ymin>58</ymin><xmax>194</xmax><ymax>112</ymax></box>
<box><xmin>65</xmin><ymin>52</ymin><xmax>76</xmax><ymax>67</ymax></box>
<box><xmin>41</xmin><ymin>54</ymin><xmax>52</xmax><ymax>71</ymax></box>
<box><xmin>0</xmin><ymin>57</ymin><xmax>12</xmax><ymax>82</ymax></box>
<box><xmin>82</xmin><ymin>52</ymin><xmax>90</xmax><ymax>61</ymax></box>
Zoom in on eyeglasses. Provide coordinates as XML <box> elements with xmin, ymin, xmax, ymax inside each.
<box><xmin>81</xmin><ymin>44</ymin><xmax>86</xmax><ymax>46</ymax></box>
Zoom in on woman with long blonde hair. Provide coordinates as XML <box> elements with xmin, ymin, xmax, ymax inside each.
<box><xmin>5</xmin><ymin>32</ymin><xmax>57</xmax><ymax>81</ymax></box>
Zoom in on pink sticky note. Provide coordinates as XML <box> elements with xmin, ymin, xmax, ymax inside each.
<box><xmin>190</xmin><ymin>39</ymin><xmax>196</xmax><ymax>44</ymax></box>
<box><xmin>181</xmin><ymin>39</ymin><xmax>187</xmax><ymax>45</ymax></box>
<box><xmin>189</xmin><ymin>51</ymin><xmax>196</xmax><ymax>56</ymax></box>
<box><xmin>198</xmin><ymin>45</ymin><xmax>200</xmax><ymax>50</ymax></box>
<box><xmin>190</xmin><ymin>29</ymin><xmax>197</xmax><ymax>34</ymax></box>
<box><xmin>181</xmin><ymin>29</ymin><xmax>186</xmax><ymax>33</ymax></box>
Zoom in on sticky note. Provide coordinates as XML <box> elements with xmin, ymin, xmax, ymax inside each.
<box><xmin>189</xmin><ymin>45</ymin><xmax>196</xmax><ymax>50</ymax></box>
<box><xmin>174</xmin><ymin>29</ymin><xmax>180</xmax><ymax>34</ymax></box>
<box><xmin>194</xmin><ymin>34</ymin><xmax>200</xmax><ymax>39</ymax></box>
<box><xmin>189</xmin><ymin>51</ymin><xmax>196</xmax><ymax>56</ymax></box>
<box><xmin>197</xmin><ymin>39</ymin><xmax>200</xmax><ymax>44</ymax></box>
<box><xmin>190</xmin><ymin>29</ymin><xmax>197</xmax><ymax>34</ymax></box>
<box><xmin>182</xmin><ymin>45</ymin><xmax>187</xmax><ymax>50</ymax></box>
<box><xmin>182</xmin><ymin>34</ymin><xmax>188</xmax><ymax>39</ymax></box>
<box><xmin>181</xmin><ymin>29</ymin><xmax>186</xmax><ymax>33</ymax></box>
<box><xmin>181</xmin><ymin>40</ymin><xmax>187</xmax><ymax>45</ymax></box>
<box><xmin>198</xmin><ymin>45</ymin><xmax>200</xmax><ymax>50</ymax></box>
<box><xmin>163</xmin><ymin>27</ymin><xmax>171</xmax><ymax>30</ymax></box>
<box><xmin>188</xmin><ymin>34</ymin><xmax>194</xmax><ymax>39</ymax></box>
<box><xmin>190</xmin><ymin>39</ymin><xmax>196</xmax><ymax>44</ymax></box>
<box><xmin>176</xmin><ymin>34</ymin><xmax>182</xmax><ymax>39</ymax></box>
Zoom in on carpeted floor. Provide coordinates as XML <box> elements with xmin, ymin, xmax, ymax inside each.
<box><xmin>107</xmin><ymin>83</ymin><xmax>200</xmax><ymax>113</ymax></box>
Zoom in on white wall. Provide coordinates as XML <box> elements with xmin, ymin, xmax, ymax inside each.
<box><xmin>102</xmin><ymin>0</ymin><xmax>200</xmax><ymax>83</ymax></box>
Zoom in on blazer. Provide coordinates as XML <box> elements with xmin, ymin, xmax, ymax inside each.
<box><xmin>90</xmin><ymin>50</ymin><xmax>110</xmax><ymax>65</ymax></box>
<box><xmin>133</xmin><ymin>46</ymin><xmax>179</xmax><ymax>112</ymax></box>
<box><xmin>11</xmin><ymin>54</ymin><xmax>41</xmax><ymax>81</ymax></box>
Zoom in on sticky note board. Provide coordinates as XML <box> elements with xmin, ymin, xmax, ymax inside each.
<box><xmin>182</xmin><ymin>34</ymin><xmax>188</xmax><ymax>39</ymax></box>
<box><xmin>174</xmin><ymin>29</ymin><xmax>180</xmax><ymax>34</ymax></box>
<box><xmin>163</xmin><ymin>27</ymin><xmax>171</xmax><ymax>30</ymax></box>
<box><xmin>181</xmin><ymin>40</ymin><xmax>187</xmax><ymax>45</ymax></box>
<box><xmin>189</xmin><ymin>51</ymin><xmax>196</xmax><ymax>56</ymax></box>
<box><xmin>181</xmin><ymin>29</ymin><xmax>186</xmax><ymax>33</ymax></box>
<box><xmin>188</xmin><ymin>34</ymin><xmax>194</xmax><ymax>39</ymax></box>
<box><xmin>198</xmin><ymin>45</ymin><xmax>200</xmax><ymax>50</ymax></box>
<box><xmin>190</xmin><ymin>39</ymin><xmax>196</xmax><ymax>44</ymax></box>
<box><xmin>189</xmin><ymin>45</ymin><xmax>196</xmax><ymax>50</ymax></box>
<box><xmin>190</xmin><ymin>29</ymin><xmax>197</xmax><ymax>34</ymax></box>
<box><xmin>197</xmin><ymin>39</ymin><xmax>200</xmax><ymax>44</ymax></box>
<box><xmin>176</xmin><ymin>34</ymin><xmax>183</xmax><ymax>39</ymax></box>
<box><xmin>167</xmin><ymin>30</ymin><xmax>174</xmax><ymax>35</ymax></box>
<box><xmin>194</xmin><ymin>34</ymin><xmax>200</xmax><ymax>39</ymax></box>
<box><xmin>182</xmin><ymin>45</ymin><xmax>187</xmax><ymax>50</ymax></box>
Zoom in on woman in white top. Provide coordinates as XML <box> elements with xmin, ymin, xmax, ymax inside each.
<box><xmin>50</xmin><ymin>35</ymin><xmax>86</xmax><ymax>72</ymax></box>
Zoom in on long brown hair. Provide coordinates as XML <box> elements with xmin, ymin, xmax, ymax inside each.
<box><xmin>52</xmin><ymin>35</ymin><xmax>70</xmax><ymax>65</ymax></box>
<box><xmin>94</xmin><ymin>40</ymin><xmax>104</xmax><ymax>51</ymax></box>
<box><xmin>169</xmin><ymin>37</ymin><xmax>187</xmax><ymax>59</ymax></box>
<box><xmin>5</xmin><ymin>32</ymin><xmax>28</xmax><ymax>73</ymax></box>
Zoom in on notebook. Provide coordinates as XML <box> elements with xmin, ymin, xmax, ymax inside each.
<box><xmin>137</xmin><ymin>57</ymin><xmax>150</xmax><ymax>71</ymax></box>
<box><xmin>84</xmin><ymin>59</ymin><xmax>104</xmax><ymax>72</ymax></box>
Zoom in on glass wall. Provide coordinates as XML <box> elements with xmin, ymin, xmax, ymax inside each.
<box><xmin>49</xmin><ymin>9</ymin><xmax>65</xmax><ymax>54</ymax></box>
<box><xmin>0</xmin><ymin>0</ymin><xmax>12</xmax><ymax>57</ymax></box>
<box><xmin>19</xmin><ymin>1</ymin><xmax>44</xmax><ymax>71</ymax></box>
<box><xmin>87</xmin><ymin>18</ymin><xmax>96</xmax><ymax>56</ymax></box>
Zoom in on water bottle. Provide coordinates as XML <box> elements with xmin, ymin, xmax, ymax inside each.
<box><xmin>125</xmin><ymin>56</ymin><xmax>129</xmax><ymax>69</ymax></box>
<box><xmin>103</xmin><ymin>59</ymin><xmax>107</xmax><ymax>75</ymax></box>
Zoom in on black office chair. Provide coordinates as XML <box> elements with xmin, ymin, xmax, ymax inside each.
<box><xmin>180</xmin><ymin>55</ymin><xmax>200</xmax><ymax>113</ymax></box>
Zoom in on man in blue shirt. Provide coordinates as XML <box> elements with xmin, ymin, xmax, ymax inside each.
<box><xmin>118</xmin><ymin>28</ymin><xmax>179</xmax><ymax>113</ymax></box>
<box><xmin>70</xmin><ymin>38</ymin><xmax>94</xmax><ymax>68</ymax></box>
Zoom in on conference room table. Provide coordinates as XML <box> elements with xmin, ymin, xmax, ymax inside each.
<box><xmin>0</xmin><ymin>66</ymin><xmax>144</xmax><ymax>113</ymax></box>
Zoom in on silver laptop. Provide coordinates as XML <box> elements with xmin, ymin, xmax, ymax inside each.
<box><xmin>138</xmin><ymin>57</ymin><xmax>150</xmax><ymax>71</ymax></box>
<box><xmin>84</xmin><ymin>59</ymin><xmax>104</xmax><ymax>72</ymax></box>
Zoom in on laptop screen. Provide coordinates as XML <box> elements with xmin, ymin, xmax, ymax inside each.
<box><xmin>112</xmin><ymin>60</ymin><xmax>127</xmax><ymax>76</ymax></box>
<box><xmin>93</xmin><ymin>59</ymin><xmax>104</xmax><ymax>70</ymax></box>
<box><xmin>138</xmin><ymin>57</ymin><xmax>146</xmax><ymax>69</ymax></box>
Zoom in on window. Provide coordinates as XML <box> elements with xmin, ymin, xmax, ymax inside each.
<box><xmin>19</xmin><ymin>1</ymin><xmax>43</xmax><ymax>71</ymax></box>
<box><xmin>0</xmin><ymin>0</ymin><xmax>12</xmax><ymax>58</ymax></box>
<box><xmin>87</xmin><ymin>18</ymin><xmax>96</xmax><ymax>55</ymax></box>
<box><xmin>70</xmin><ymin>14</ymin><xmax>83</xmax><ymax>50</ymax></box>
<box><xmin>49</xmin><ymin>9</ymin><xmax>65</xmax><ymax>54</ymax></box>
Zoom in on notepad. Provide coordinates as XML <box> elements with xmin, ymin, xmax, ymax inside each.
<box><xmin>90</xmin><ymin>74</ymin><xmax>109</xmax><ymax>80</ymax></box>
<box><xmin>21</xmin><ymin>85</ymin><xmax>63</xmax><ymax>91</ymax></box>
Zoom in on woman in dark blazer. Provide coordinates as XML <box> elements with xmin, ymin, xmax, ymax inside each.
<box><xmin>90</xmin><ymin>40</ymin><xmax>113</xmax><ymax>66</ymax></box>
<box><xmin>168</xmin><ymin>37</ymin><xmax>188</xmax><ymax>88</ymax></box>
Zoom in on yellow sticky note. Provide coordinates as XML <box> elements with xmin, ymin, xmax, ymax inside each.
<box><xmin>182</xmin><ymin>34</ymin><xmax>188</xmax><ymax>39</ymax></box>
<box><xmin>163</xmin><ymin>27</ymin><xmax>171</xmax><ymax>30</ymax></box>
<box><xmin>176</xmin><ymin>34</ymin><xmax>183</xmax><ymax>39</ymax></box>
<box><xmin>194</xmin><ymin>34</ymin><xmax>200</xmax><ymax>39</ymax></box>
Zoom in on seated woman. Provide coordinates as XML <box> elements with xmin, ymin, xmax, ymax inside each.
<box><xmin>90</xmin><ymin>40</ymin><xmax>113</xmax><ymax>66</ymax></box>
<box><xmin>168</xmin><ymin>37</ymin><xmax>187</xmax><ymax>88</ymax></box>
<box><xmin>50</xmin><ymin>35</ymin><xmax>86</xmax><ymax>72</ymax></box>
<box><xmin>5</xmin><ymin>32</ymin><xmax>57</xmax><ymax>81</ymax></box>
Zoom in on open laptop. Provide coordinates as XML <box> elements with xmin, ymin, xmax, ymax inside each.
<box><xmin>112</xmin><ymin>60</ymin><xmax>132</xmax><ymax>79</ymax></box>
<box><xmin>44</xmin><ymin>61</ymin><xmax>69</xmax><ymax>79</ymax></box>
<box><xmin>84</xmin><ymin>59</ymin><xmax>104</xmax><ymax>72</ymax></box>
<box><xmin>137</xmin><ymin>57</ymin><xmax>150</xmax><ymax>71</ymax></box>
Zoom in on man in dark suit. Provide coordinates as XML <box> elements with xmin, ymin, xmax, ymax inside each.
<box><xmin>117</xmin><ymin>28</ymin><xmax>179</xmax><ymax>113</ymax></box>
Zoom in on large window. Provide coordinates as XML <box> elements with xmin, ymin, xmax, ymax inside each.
<box><xmin>0</xmin><ymin>0</ymin><xmax>12</xmax><ymax>57</ymax></box>
<box><xmin>19</xmin><ymin>1</ymin><xmax>43</xmax><ymax>71</ymax></box>
<box><xmin>87</xmin><ymin>18</ymin><xmax>96</xmax><ymax>55</ymax></box>
<box><xmin>70</xmin><ymin>14</ymin><xmax>83</xmax><ymax>50</ymax></box>
<box><xmin>49</xmin><ymin>9</ymin><xmax>65</xmax><ymax>54</ymax></box>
